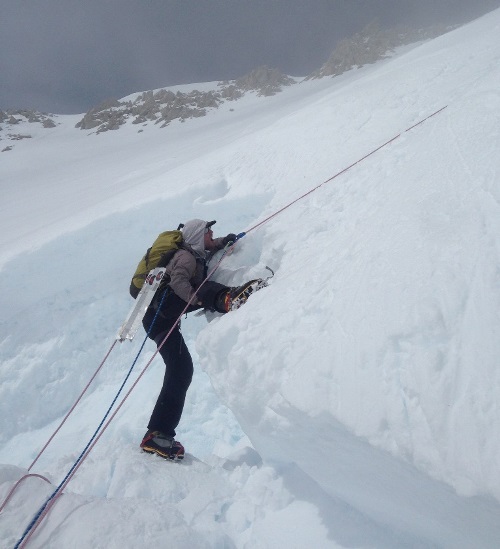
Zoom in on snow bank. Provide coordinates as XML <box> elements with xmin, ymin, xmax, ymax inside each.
<box><xmin>199</xmin><ymin>8</ymin><xmax>500</xmax><ymax>544</ymax></box>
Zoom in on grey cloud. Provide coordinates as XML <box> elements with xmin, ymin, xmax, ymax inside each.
<box><xmin>1</xmin><ymin>0</ymin><xmax>499</xmax><ymax>114</ymax></box>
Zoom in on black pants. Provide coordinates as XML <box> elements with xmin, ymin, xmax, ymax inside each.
<box><xmin>142</xmin><ymin>281</ymin><xmax>227</xmax><ymax>438</ymax></box>
<box><xmin>147</xmin><ymin>323</ymin><xmax>193</xmax><ymax>437</ymax></box>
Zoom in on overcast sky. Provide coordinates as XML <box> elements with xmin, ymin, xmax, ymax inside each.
<box><xmin>1</xmin><ymin>0</ymin><xmax>499</xmax><ymax>114</ymax></box>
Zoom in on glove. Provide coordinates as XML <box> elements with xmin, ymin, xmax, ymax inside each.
<box><xmin>222</xmin><ymin>233</ymin><xmax>237</xmax><ymax>246</ymax></box>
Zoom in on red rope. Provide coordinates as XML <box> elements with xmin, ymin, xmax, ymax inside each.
<box><xmin>28</xmin><ymin>340</ymin><xmax>118</xmax><ymax>472</ymax></box>
<box><xmin>0</xmin><ymin>474</ymin><xmax>51</xmax><ymax>514</ymax></box>
<box><xmin>0</xmin><ymin>340</ymin><xmax>119</xmax><ymax>527</ymax></box>
<box><xmin>245</xmin><ymin>106</ymin><xmax>447</xmax><ymax>236</ymax></box>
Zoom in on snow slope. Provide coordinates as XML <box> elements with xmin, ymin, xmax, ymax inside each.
<box><xmin>1</xmin><ymin>8</ymin><xmax>500</xmax><ymax>549</ymax></box>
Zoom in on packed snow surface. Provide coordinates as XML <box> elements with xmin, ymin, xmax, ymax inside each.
<box><xmin>1</xmin><ymin>9</ymin><xmax>500</xmax><ymax>549</ymax></box>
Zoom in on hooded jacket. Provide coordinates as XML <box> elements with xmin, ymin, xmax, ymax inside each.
<box><xmin>164</xmin><ymin>219</ymin><xmax>225</xmax><ymax>304</ymax></box>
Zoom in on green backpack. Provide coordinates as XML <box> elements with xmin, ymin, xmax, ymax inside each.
<box><xmin>129</xmin><ymin>230</ymin><xmax>183</xmax><ymax>298</ymax></box>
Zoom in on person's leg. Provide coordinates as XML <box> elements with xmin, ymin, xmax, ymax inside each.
<box><xmin>147</xmin><ymin>325</ymin><xmax>193</xmax><ymax>437</ymax></box>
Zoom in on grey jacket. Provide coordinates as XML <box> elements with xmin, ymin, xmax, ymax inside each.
<box><xmin>165</xmin><ymin>219</ymin><xmax>225</xmax><ymax>304</ymax></box>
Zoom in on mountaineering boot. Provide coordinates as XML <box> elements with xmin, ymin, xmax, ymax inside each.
<box><xmin>140</xmin><ymin>430</ymin><xmax>185</xmax><ymax>460</ymax></box>
<box><xmin>214</xmin><ymin>279</ymin><xmax>266</xmax><ymax>313</ymax></box>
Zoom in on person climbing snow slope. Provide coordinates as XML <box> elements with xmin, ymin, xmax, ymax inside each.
<box><xmin>138</xmin><ymin>218</ymin><xmax>258</xmax><ymax>460</ymax></box>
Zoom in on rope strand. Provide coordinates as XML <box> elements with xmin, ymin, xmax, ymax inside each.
<box><xmin>244</xmin><ymin>106</ymin><xmax>447</xmax><ymax>236</ymax></box>
<box><xmin>0</xmin><ymin>474</ymin><xmax>51</xmax><ymax>515</ymax></box>
<box><xmin>28</xmin><ymin>340</ymin><xmax>118</xmax><ymax>472</ymax></box>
